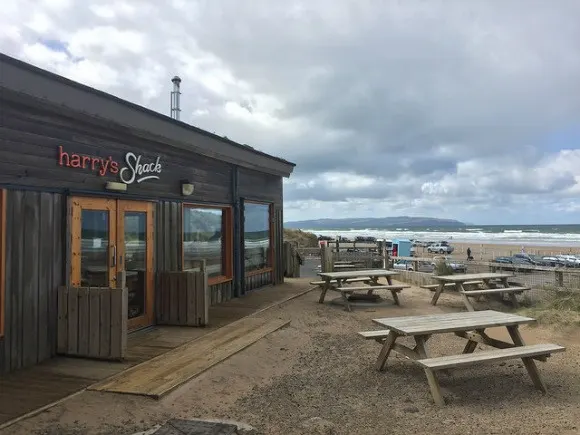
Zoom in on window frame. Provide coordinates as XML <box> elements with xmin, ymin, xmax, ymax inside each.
<box><xmin>181</xmin><ymin>203</ymin><xmax>233</xmax><ymax>286</ymax></box>
<box><xmin>243</xmin><ymin>200</ymin><xmax>274</xmax><ymax>276</ymax></box>
<box><xmin>0</xmin><ymin>189</ymin><xmax>5</xmax><ymax>338</ymax></box>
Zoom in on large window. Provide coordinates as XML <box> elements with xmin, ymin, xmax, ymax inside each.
<box><xmin>0</xmin><ymin>190</ymin><xmax>5</xmax><ymax>338</ymax></box>
<box><xmin>182</xmin><ymin>205</ymin><xmax>232</xmax><ymax>284</ymax></box>
<box><xmin>244</xmin><ymin>202</ymin><xmax>272</xmax><ymax>273</ymax></box>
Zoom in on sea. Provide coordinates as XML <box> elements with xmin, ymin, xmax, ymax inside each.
<box><xmin>303</xmin><ymin>224</ymin><xmax>580</xmax><ymax>247</ymax></box>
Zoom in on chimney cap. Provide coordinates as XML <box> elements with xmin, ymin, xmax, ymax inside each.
<box><xmin>172</xmin><ymin>75</ymin><xmax>182</xmax><ymax>84</ymax></box>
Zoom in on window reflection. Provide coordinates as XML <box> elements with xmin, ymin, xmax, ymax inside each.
<box><xmin>80</xmin><ymin>210</ymin><xmax>109</xmax><ymax>287</ymax></box>
<box><xmin>124</xmin><ymin>212</ymin><xmax>146</xmax><ymax>319</ymax></box>
<box><xmin>244</xmin><ymin>203</ymin><xmax>271</xmax><ymax>272</ymax></box>
<box><xmin>183</xmin><ymin>207</ymin><xmax>225</xmax><ymax>278</ymax></box>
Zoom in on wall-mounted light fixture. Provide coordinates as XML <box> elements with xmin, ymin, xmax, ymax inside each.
<box><xmin>105</xmin><ymin>181</ymin><xmax>127</xmax><ymax>192</ymax></box>
<box><xmin>181</xmin><ymin>180</ymin><xmax>194</xmax><ymax>196</ymax></box>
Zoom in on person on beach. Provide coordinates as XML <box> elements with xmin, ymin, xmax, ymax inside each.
<box><xmin>466</xmin><ymin>247</ymin><xmax>472</xmax><ymax>260</ymax></box>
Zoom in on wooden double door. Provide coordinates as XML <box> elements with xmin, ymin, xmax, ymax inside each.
<box><xmin>70</xmin><ymin>197</ymin><xmax>155</xmax><ymax>330</ymax></box>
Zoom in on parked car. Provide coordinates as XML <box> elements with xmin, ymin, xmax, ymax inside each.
<box><xmin>555</xmin><ymin>255</ymin><xmax>580</xmax><ymax>268</ymax></box>
<box><xmin>491</xmin><ymin>255</ymin><xmax>534</xmax><ymax>272</ymax></box>
<box><xmin>512</xmin><ymin>253</ymin><xmax>545</xmax><ymax>266</ymax></box>
<box><xmin>431</xmin><ymin>256</ymin><xmax>466</xmax><ymax>273</ymax></box>
<box><xmin>542</xmin><ymin>256</ymin><xmax>567</xmax><ymax>267</ymax></box>
<box><xmin>427</xmin><ymin>243</ymin><xmax>454</xmax><ymax>254</ymax></box>
<box><xmin>392</xmin><ymin>259</ymin><xmax>434</xmax><ymax>273</ymax></box>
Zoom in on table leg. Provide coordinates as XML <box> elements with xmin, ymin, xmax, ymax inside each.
<box><xmin>455</xmin><ymin>329</ymin><xmax>487</xmax><ymax>353</ymax></box>
<box><xmin>501</xmin><ymin>277</ymin><xmax>520</xmax><ymax>308</ymax></box>
<box><xmin>431</xmin><ymin>282</ymin><xmax>445</xmax><ymax>305</ymax></box>
<box><xmin>459</xmin><ymin>282</ymin><xmax>476</xmax><ymax>311</ymax></box>
<box><xmin>341</xmin><ymin>290</ymin><xmax>352</xmax><ymax>312</ymax></box>
<box><xmin>507</xmin><ymin>325</ymin><xmax>547</xmax><ymax>393</ymax></box>
<box><xmin>318</xmin><ymin>279</ymin><xmax>330</xmax><ymax>304</ymax></box>
<box><xmin>375</xmin><ymin>331</ymin><xmax>399</xmax><ymax>371</ymax></box>
<box><xmin>415</xmin><ymin>335</ymin><xmax>445</xmax><ymax>406</ymax></box>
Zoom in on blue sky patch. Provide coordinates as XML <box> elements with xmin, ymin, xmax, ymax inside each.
<box><xmin>38</xmin><ymin>38</ymin><xmax>84</xmax><ymax>62</ymax></box>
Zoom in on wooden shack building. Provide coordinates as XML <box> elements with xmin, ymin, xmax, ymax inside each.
<box><xmin>0</xmin><ymin>54</ymin><xmax>295</xmax><ymax>375</ymax></box>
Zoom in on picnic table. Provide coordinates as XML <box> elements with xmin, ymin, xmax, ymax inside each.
<box><xmin>316</xmin><ymin>269</ymin><xmax>409</xmax><ymax>311</ymax></box>
<box><xmin>430</xmin><ymin>272</ymin><xmax>530</xmax><ymax>310</ymax></box>
<box><xmin>360</xmin><ymin>310</ymin><xmax>565</xmax><ymax>406</ymax></box>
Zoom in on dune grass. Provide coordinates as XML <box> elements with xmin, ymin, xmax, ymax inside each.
<box><xmin>519</xmin><ymin>289</ymin><xmax>580</xmax><ymax>327</ymax></box>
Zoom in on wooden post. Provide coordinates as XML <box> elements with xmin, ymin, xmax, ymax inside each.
<box><xmin>321</xmin><ymin>246</ymin><xmax>334</xmax><ymax>272</ymax></box>
<box><xmin>283</xmin><ymin>242</ymin><xmax>301</xmax><ymax>278</ymax></box>
<box><xmin>555</xmin><ymin>270</ymin><xmax>564</xmax><ymax>287</ymax></box>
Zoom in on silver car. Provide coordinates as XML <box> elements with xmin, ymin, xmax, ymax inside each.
<box><xmin>393</xmin><ymin>259</ymin><xmax>434</xmax><ymax>273</ymax></box>
<box><xmin>427</xmin><ymin>243</ymin><xmax>455</xmax><ymax>254</ymax></box>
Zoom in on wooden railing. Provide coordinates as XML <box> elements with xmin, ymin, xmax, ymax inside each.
<box><xmin>57</xmin><ymin>286</ymin><xmax>127</xmax><ymax>360</ymax></box>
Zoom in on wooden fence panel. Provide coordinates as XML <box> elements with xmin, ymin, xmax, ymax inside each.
<box><xmin>156</xmin><ymin>262</ymin><xmax>209</xmax><ymax>326</ymax></box>
<box><xmin>57</xmin><ymin>286</ymin><xmax>127</xmax><ymax>360</ymax></box>
<box><xmin>283</xmin><ymin>242</ymin><xmax>301</xmax><ymax>278</ymax></box>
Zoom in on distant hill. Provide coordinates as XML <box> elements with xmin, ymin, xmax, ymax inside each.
<box><xmin>284</xmin><ymin>216</ymin><xmax>466</xmax><ymax>230</ymax></box>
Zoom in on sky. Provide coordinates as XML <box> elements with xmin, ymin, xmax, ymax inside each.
<box><xmin>2</xmin><ymin>1</ymin><xmax>580</xmax><ymax>225</ymax></box>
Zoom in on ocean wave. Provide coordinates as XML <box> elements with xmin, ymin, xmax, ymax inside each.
<box><xmin>305</xmin><ymin>229</ymin><xmax>580</xmax><ymax>246</ymax></box>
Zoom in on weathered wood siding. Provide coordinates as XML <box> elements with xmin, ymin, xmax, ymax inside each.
<box><xmin>0</xmin><ymin>91</ymin><xmax>233</xmax><ymax>202</ymax></box>
<box><xmin>238</xmin><ymin>168</ymin><xmax>283</xmax><ymax>205</ymax></box>
<box><xmin>209</xmin><ymin>281</ymin><xmax>235</xmax><ymax>305</ymax></box>
<box><xmin>245</xmin><ymin>271</ymin><xmax>273</xmax><ymax>292</ymax></box>
<box><xmin>0</xmin><ymin>190</ymin><xmax>64</xmax><ymax>374</ymax></box>
<box><xmin>156</xmin><ymin>201</ymin><xmax>181</xmax><ymax>272</ymax></box>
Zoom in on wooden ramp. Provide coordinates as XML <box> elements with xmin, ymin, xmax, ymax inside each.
<box><xmin>88</xmin><ymin>316</ymin><xmax>290</xmax><ymax>399</ymax></box>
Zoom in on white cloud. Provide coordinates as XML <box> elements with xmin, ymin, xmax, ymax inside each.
<box><xmin>2</xmin><ymin>0</ymin><xmax>580</xmax><ymax>224</ymax></box>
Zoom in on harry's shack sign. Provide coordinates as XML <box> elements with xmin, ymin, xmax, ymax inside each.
<box><xmin>57</xmin><ymin>146</ymin><xmax>162</xmax><ymax>184</ymax></box>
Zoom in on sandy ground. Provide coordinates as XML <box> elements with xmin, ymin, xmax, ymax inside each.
<box><xmin>5</xmin><ymin>284</ymin><xmax>580</xmax><ymax>435</ymax></box>
<box><xmin>415</xmin><ymin>242</ymin><xmax>578</xmax><ymax>261</ymax></box>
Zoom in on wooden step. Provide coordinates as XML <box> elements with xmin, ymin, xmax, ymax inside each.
<box><xmin>417</xmin><ymin>344</ymin><xmax>565</xmax><ymax>370</ymax></box>
<box><xmin>461</xmin><ymin>287</ymin><xmax>530</xmax><ymax>296</ymax></box>
<box><xmin>88</xmin><ymin>317</ymin><xmax>290</xmax><ymax>399</ymax></box>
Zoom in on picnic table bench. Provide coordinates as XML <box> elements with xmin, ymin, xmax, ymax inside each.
<box><xmin>317</xmin><ymin>269</ymin><xmax>408</xmax><ymax>311</ymax></box>
<box><xmin>360</xmin><ymin>310</ymin><xmax>565</xmax><ymax>406</ymax></box>
<box><xmin>420</xmin><ymin>280</ymin><xmax>483</xmax><ymax>291</ymax></box>
<box><xmin>431</xmin><ymin>272</ymin><xmax>531</xmax><ymax>310</ymax></box>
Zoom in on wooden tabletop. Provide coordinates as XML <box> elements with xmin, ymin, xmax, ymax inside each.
<box><xmin>372</xmin><ymin>310</ymin><xmax>536</xmax><ymax>335</ymax></box>
<box><xmin>432</xmin><ymin>272</ymin><xmax>513</xmax><ymax>282</ymax></box>
<box><xmin>318</xmin><ymin>269</ymin><xmax>399</xmax><ymax>279</ymax></box>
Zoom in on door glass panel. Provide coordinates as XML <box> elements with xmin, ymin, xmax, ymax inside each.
<box><xmin>81</xmin><ymin>210</ymin><xmax>110</xmax><ymax>287</ymax></box>
<box><xmin>124</xmin><ymin>211</ymin><xmax>147</xmax><ymax>320</ymax></box>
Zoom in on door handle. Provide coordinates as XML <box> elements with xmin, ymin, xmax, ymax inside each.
<box><xmin>112</xmin><ymin>245</ymin><xmax>117</xmax><ymax>267</ymax></box>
